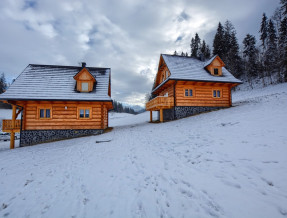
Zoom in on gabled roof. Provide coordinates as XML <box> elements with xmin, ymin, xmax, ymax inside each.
<box><xmin>0</xmin><ymin>64</ymin><xmax>112</xmax><ymax>101</ymax></box>
<box><xmin>152</xmin><ymin>54</ymin><xmax>242</xmax><ymax>92</ymax></box>
<box><xmin>73</xmin><ymin>67</ymin><xmax>96</xmax><ymax>82</ymax></box>
<box><xmin>203</xmin><ymin>55</ymin><xmax>225</xmax><ymax>68</ymax></box>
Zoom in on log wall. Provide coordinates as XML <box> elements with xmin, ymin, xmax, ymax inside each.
<box><xmin>15</xmin><ymin>101</ymin><xmax>111</xmax><ymax>130</ymax></box>
<box><xmin>175</xmin><ymin>81</ymin><xmax>231</xmax><ymax>107</ymax></box>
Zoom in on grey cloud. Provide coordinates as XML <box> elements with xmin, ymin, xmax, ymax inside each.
<box><xmin>0</xmin><ymin>0</ymin><xmax>280</xmax><ymax>105</ymax></box>
<box><xmin>177</xmin><ymin>11</ymin><xmax>190</xmax><ymax>22</ymax></box>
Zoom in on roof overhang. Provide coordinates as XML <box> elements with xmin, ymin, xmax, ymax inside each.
<box><xmin>152</xmin><ymin>78</ymin><xmax>242</xmax><ymax>94</ymax></box>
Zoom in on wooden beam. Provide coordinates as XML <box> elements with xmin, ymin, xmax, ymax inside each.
<box><xmin>15</xmin><ymin>108</ymin><xmax>23</xmax><ymax>119</ymax></box>
<box><xmin>160</xmin><ymin>109</ymin><xmax>163</xmax><ymax>123</ymax></box>
<box><xmin>101</xmin><ymin>103</ymin><xmax>104</xmax><ymax>129</ymax></box>
<box><xmin>10</xmin><ymin>105</ymin><xmax>16</xmax><ymax>149</ymax></box>
<box><xmin>150</xmin><ymin>111</ymin><xmax>153</xmax><ymax>122</ymax></box>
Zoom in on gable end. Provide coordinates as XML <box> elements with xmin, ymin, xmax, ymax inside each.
<box><xmin>205</xmin><ymin>55</ymin><xmax>225</xmax><ymax>76</ymax></box>
<box><xmin>74</xmin><ymin>68</ymin><xmax>96</xmax><ymax>92</ymax></box>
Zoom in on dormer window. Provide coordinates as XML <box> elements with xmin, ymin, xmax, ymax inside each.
<box><xmin>204</xmin><ymin>56</ymin><xmax>225</xmax><ymax>76</ymax></box>
<box><xmin>81</xmin><ymin>82</ymin><xmax>89</xmax><ymax>92</ymax></box>
<box><xmin>73</xmin><ymin>63</ymin><xmax>96</xmax><ymax>92</ymax></box>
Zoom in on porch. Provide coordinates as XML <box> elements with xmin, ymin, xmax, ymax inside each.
<box><xmin>2</xmin><ymin>120</ymin><xmax>21</xmax><ymax>133</ymax></box>
<box><xmin>0</xmin><ymin>104</ymin><xmax>22</xmax><ymax>149</ymax></box>
<box><xmin>146</xmin><ymin>96</ymin><xmax>174</xmax><ymax>122</ymax></box>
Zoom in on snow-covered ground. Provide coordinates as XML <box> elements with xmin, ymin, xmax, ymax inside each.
<box><xmin>0</xmin><ymin>83</ymin><xmax>287</xmax><ymax>217</ymax></box>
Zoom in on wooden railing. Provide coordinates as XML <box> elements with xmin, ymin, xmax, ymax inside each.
<box><xmin>2</xmin><ymin>120</ymin><xmax>21</xmax><ymax>133</ymax></box>
<box><xmin>146</xmin><ymin>96</ymin><xmax>174</xmax><ymax>111</ymax></box>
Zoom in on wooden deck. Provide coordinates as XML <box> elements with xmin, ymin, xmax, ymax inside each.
<box><xmin>2</xmin><ymin>120</ymin><xmax>21</xmax><ymax>133</ymax></box>
<box><xmin>146</xmin><ymin>96</ymin><xmax>174</xmax><ymax>111</ymax></box>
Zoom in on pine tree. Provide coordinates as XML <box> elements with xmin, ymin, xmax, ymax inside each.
<box><xmin>174</xmin><ymin>50</ymin><xmax>178</xmax><ymax>55</ymax></box>
<box><xmin>243</xmin><ymin>34</ymin><xmax>259</xmax><ymax>78</ymax></box>
<box><xmin>222</xmin><ymin>21</ymin><xmax>242</xmax><ymax>77</ymax></box>
<box><xmin>260</xmin><ymin>13</ymin><xmax>268</xmax><ymax>52</ymax></box>
<box><xmin>265</xmin><ymin>19</ymin><xmax>278</xmax><ymax>83</ymax></box>
<box><xmin>0</xmin><ymin>73</ymin><xmax>7</xmax><ymax>94</ymax></box>
<box><xmin>199</xmin><ymin>40</ymin><xmax>211</xmax><ymax>60</ymax></box>
<box><xmin>213</xmin><ymin>22</ymin><xmax>225</xmax><ymax>58</ymax></box>
<box><xmin>272</xmin><ymin>7</ymin><xmax>283</xmax><ymax>34</ymax></box>
<box><xmin>181</xmin><ymin>51</ymin><xmax>185</xmax><ymax>56</ymax></box>
<box><xmin>190</xmin><ymin>33</ymin><xmax>201</xmax><ymax>58</ymax></box>
<box><xmin>279</xmin><ymin>17</ymin><xmax>287</xmax><ymax>81</ymax></box>
<box><xmin>281</xmin><ymin>0</ymin><xmax>287</xmax><ymax>17</ymax></box>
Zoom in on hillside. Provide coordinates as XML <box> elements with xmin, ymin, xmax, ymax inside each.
<box><xmin>0</xmin><ymin>83</ymin><xmax>287</xmax><ymax>217</ymax></box>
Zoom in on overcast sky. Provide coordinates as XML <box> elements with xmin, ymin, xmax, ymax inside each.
<box><xmin>0</xmin><ymin>0</ymin><xmax>280</xmax><ymax>106</ymax></box>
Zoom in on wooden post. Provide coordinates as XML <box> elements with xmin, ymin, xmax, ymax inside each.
<box><xmin>10</xmin><ymin>105</ymin><xmax>16</xmax><ymax>149</ymax></box>
<box><xmin>150</xmin><ymin>111</ymin><xmax>153</xmax><ymax>122</ymax></box>
<box><xmin>160</xmin><ymin>109</ymin><xmax>163</xmax><ymax>123</ymax></box>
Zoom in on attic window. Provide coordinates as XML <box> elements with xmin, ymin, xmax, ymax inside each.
<box><xmin>165</xmin><ymin>71</ymin><xmax>169</xmax><ymax>79</ymax></box>
<box><xmin>81</xmin><ymin>82</ymin><xmax>89</xmax><ymax>91</ymax></box>
<box><xmin>214</xmin><ymin>68</ymin><xmax>219</xmax><ymax>75</ymax></box>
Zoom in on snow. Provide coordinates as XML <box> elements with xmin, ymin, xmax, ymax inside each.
<box><xmin>161</xmin><ymin>54</ymin><xmax>242</xmax><ymax>85</ymax></box>
<box><xmin>0</xmin><ymin>65</ymin><xmax>111</xmax><ymax>101</ymax></box>
<box><xmin>0</xmin><ymin>83</ymin><xmax>287</xmax><ymax>217</ymax></box>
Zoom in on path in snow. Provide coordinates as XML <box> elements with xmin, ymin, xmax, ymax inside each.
<box><xmin>0</xmin><ymin>83</ymin><xmax>287</xmax><ymax>217</ymax></box>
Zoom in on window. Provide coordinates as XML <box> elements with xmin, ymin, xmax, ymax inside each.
<box><xmin>213</xmin><ymin>90</ymin><xmax>221</xmax><ymax>98</ymax></box>
<box><xmin>39</xmin><ymin>108</ymin><xmax>51</xmax><ymax>119</ymax></box>
<box><xmin>165</xmin><ymin>71</ymin><xmax>169</xmax><ymax>79</ymax></box>
<box><xmin>81</xmin><ymin>82</ymin><xmax>89</xmax><ymax>91</ymax></box>
<box><xmin>217</xmin><ymin>90</ymin><xmax>221</xmax><ymax>97</ymax></box>
<box><xmin>189</xmin><ymin>89</ymin><xmax>193</xmax><ymax>97</ymax></box>
<box><xmin>214</xmin><ymin>68</ymin><xmax>219</xmax><ymax>75</ymax></box>
<box><xmin>78</xmin><ymin>108</ymin><xmax>91</xmax><ymax>119</ymax></box>
<box><xmin>185</xmin><ymin>89</ymin><xmax>193</xmax><ymax>97</ymax></box>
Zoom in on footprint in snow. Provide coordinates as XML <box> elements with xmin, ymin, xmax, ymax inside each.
<box><xmin>221</xmin><ymin>180</ymin><xmax>241</xmax><ymax>189</ymax></box>
<box><xmin>179</xmin><ymin>188</ymin><xmax>193</xmax><ymax>198</ymax></box>
<box><xmin>261</xmin><ymin>177</ymin><xmax>274</xmax><ymax>187</ymax></box>
<box><xmin>24</xmin><ymin>179</ymin><xmax>33</xmax><ymax>186</ymax></box>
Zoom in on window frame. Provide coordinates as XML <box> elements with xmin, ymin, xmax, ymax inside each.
<box><xmin>184</xmin><ymin>88</ymin><xmax>194</xmax><ymax>97</ymax></box>
<box><xmin>165</xmin><ymin>71</ymin><xmax>169</xmax><ymax>79</ymax></box>
<box><xmin>212</xmin><ymin>89</ymin><xmax>222</xmax><ymax>98</ymax></box>
<box><xmin>214</xmin><ymin>68</ymin><xmax>219</xmax><ymax>75</ymax></box>
<box><xmin>38</xmin><ymin>107</ymin><xmax>52</xmax><ymax>119</ymax></box>
<box><xmin>81</xmin><ymin>82</ymin><xmax>89</xmax><ymax>92</ymax></box>
<box><xmin>77</xmin><ymin>107</ymin><xmax>92</xmax><ymax>119</ymax></box>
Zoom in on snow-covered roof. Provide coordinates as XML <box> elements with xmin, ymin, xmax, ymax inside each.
<box><xmin>0</xmin><ymin>64</ymin><xmax>112</xmax><ymax>101</ymax></box>
<box><xmin>203</xmin><ymin>55</ymin><xmax>218</xmax><ymax>68</ymax></box>
<box><xmin>154</xmin><ymin>54</ymin><xmax>242</xmax><ymax>91</ymax></box>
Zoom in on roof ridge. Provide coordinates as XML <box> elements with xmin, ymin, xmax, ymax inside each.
<box><xmin>161</xmin><ymin>53</ymin><xmax>195</xmax><ymax>58</ymax></box>
<box><xmin>29</xmin><ymin>64</ymin><xmax>110</xmax><ymax>70</ymax></box>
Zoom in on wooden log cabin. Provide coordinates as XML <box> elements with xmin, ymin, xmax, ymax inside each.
<box><xmin>0</xmin><ymin>62</ymin><xmax>113</xmax><ymax>148</ymax></box>
<box><xmin>146</xmin><ymin>54</ymin><xmax>242</xmax><ymax>122</ymax></box>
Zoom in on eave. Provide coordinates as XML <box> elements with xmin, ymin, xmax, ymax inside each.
<box><xmin>152</xmin><ymin>78</ymin><xmax>242</xmax><ymax>94</ymax></box>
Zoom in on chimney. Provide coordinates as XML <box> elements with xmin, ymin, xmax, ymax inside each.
<box><xmin>82</xmin><ymin>62</ymin><xmax>86</xmax><ymax>68</ymax></box>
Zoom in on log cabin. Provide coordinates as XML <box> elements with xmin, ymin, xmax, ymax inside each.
<box><xmin>146</xmin><ymin>54</ymin><xmax>242</xmax><ymax>122</ymax></box>
<box><xmin>0</xmin><ymin>62</ymin><xmax>113</xmax><ymax>148</ymax></box>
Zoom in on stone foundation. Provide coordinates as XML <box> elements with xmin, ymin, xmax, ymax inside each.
<box><xmin>162</xmin><ymin>106</ymin><xmax>226</xmax><ymax>121</ymax></box>
<box><xmin>20</xmin><ymin>129</ymin><xmax>104</xmax><ymax>147</ymax></box>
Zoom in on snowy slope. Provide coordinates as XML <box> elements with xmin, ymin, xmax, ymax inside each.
<box><xmin>0</xmin><ymin>83</ymin><xmax>287</xmax><ymax>218</ymax></box>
